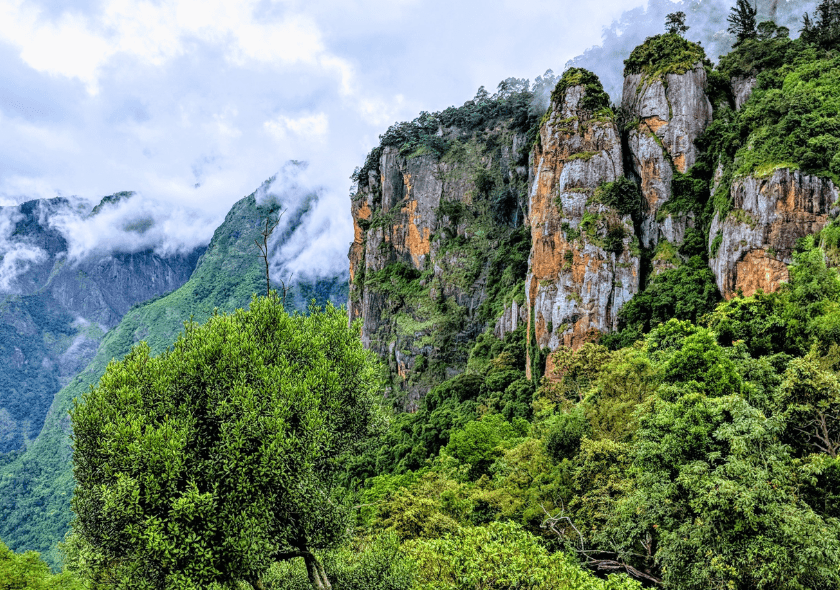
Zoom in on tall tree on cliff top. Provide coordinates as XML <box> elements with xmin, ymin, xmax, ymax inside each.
<box><xmin>665</xmin><ymin>11</ymin><xmax>689</xmax><ymax>36</ymax></box>
<box><xmin>802</xmin><ymin>0</ymin><xmax>840</xmax><ymax>48</ymax></box>
<box><xmin>68</xmin><ymin>296</ymin><xmax>384</xmax><ymax>590</ymax></box>
<box><xmin>728</xmin><ymin>0</ymin><xmax>759</xmax><ymax>46</ymax></box>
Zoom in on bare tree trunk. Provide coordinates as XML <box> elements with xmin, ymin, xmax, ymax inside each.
<box><xmin>303</xmin><ymin>553</ymin><xmax>332</xmax><ymax>590</ymax></box>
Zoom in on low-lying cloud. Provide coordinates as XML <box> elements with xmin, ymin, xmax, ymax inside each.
<box><xmin>0</xmin><ymin>206</ymin><xmax>47</xmax><ymax>291</ymax></box>
<box><xmin>254</xmin><ymin>161</ymin><xmax>352</xmax><ymax>282</ymax></box>
<box><xmin>49</xmin><ymin>194</ymin><xmax>219</xmax><ymax>260</ymax></box>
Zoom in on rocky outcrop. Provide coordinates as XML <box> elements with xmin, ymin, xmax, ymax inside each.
<box><xmin>0</xmin><ymin>195</ymin><xmax>205</xmax><ymax>454</ymax></box>
<box><xmin>709</xmin><ymin>169</ymin><xmax>839</xmax><ymax>298</ymax></box>
<box><xmin>495</xmin><ymin>299</ymin><xmax>527</xmax><ymax>339</ymax></box>
<box><xmin>349</xmin><ymin>128</ymin><xmax>530</xmax><ymax>404</ymax></box>
<box><xmin>623</xmin><ymin>65</ymin><xmax>712</xmax><ymax>248</ymax></box>
<box><xmin>526</xmin><ymin>83</ymin><xmax>638</xmax><ymax>368</ymax></box>
<box><xmin>732</xmin><ymin>75</ymin><xmax>758</xmax><ymax>110</ymax></box>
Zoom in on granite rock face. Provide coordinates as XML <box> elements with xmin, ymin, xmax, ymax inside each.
<box><xmin>709</xmin><ymin>169</ymin><xmax>839</xmax><ymax>298</ymax></box>
<box><xmin>348</xmin><ymin>56</ymin><xmax>839</xmax><ymax>389</ymax></box>
<box><xmin>349</xmin><ymin>129</ymin><xmax>529</xmax><ymax>406</ymax></box>
<box><xmin>731</xmin><ymin>75</ymin><xmax>758</xmax><ymax>110</ymax></box>
<box><xmin>623</xmin><ymin>65</ymin><xmax>712</xmax><ymax>249</ymax></box>
<box><xmin>525</xmin><ymin>83</ymin><xmax>639</xmax><ymax>374</ymax></box>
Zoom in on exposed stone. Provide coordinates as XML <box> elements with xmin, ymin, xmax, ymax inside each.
<box><xmin>709</xmin><ymin>168</ymin><xmax>839</xmax><ymax>298</ymax></box>
<box><xmin>526</xmin><ymin>82</ymin><xmax>639</xmax><ymax>375</ymax></box>
<box><xmin>495</xmin><ymin>299</ymin><xmax>527</xmax><ymax>339</ymax></box>
<box><xmin>623</xmin><ymin>64</ymin><xmax>712</xmax><ymax>249</ymax></box>
<box><xmin>349</xmin><ymin>127</ymin><xmax>529</xmax><ymax>405</ymax></box>
<box><xmin>623</xmin><ymin>65</ymin><xmax>712</xmax><ymax>173</ymax></box>
<box><xmin>732</xmin><ymin>75</ymin><xmax>758</xmax><ymax>110</ymax></box>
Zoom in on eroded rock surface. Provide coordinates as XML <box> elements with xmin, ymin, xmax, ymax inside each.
<box><xmin>709</xmin><ymin>169</ymin><xmax>839</xmax><ymax>298</ymax></box>
<box><xmin>732</xmin><ymin>75</ymin><xmax>758</xmax><ymax>110</ymax></box>
<box><xmin>526</xmin><ymin>83</ymin><xmax>639</xmax><ymax>369</ymax></box>
<box><xmin>623</xmin><ymin>65</ymin><xmax>712</xmax><ymax>248</ymax></box>
<box><xmin>349</xmin><ymin>132</ymin><xmax>529</xmax><ymax>405</ymax></box>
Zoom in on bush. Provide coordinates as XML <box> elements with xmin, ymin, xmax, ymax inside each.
<box><xmin>0</xmin><ymin>540</ymin><xmax>83</xmax><ymax>589</ymax></box>
<box><xmin>405</xmin><ymin>521</ymin><xmax>641</xmax><ymax>590</ymax></box>
<box><xmin>262</xmin><ymin>534</ymin><xmax>414</xmax><ymax>590</ymax></box>
<box><xmin>593</xmin><ymin>177</ymin><xmax>643</xmax><ymax>219</ymax></box>
<box><xmin>545</xmin><ymin>408</ymin><xmax>592</xmax><ymax>463</ymax></box>
<box><xmin>623</xmin><ymin>33</ymin><xmax>708</xmax><ymax>78</ymax></box>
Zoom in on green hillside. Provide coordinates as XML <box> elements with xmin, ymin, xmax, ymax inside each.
<box><xmin>0</xmin><ymin>190</ymin><xmax>347</xmax><ymax>567</ymax></box>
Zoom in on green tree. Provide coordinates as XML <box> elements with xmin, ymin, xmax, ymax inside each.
<box><xmin>664</xmin><ymin>11</ymin><xmax>688</xmax><ymax>36</ymax></box>
<box><xmin>728</xmin><ymin>0</ymin><xmax>758</xmax><ymax>47</ymax></box>
<box><xmin>405</xmin><ymin>521</ymin><xmax>640</xmax><ymax>590</ymax></box>
<box><xmin>68</xmin><ymin>297</ymin><xmax>384</xmax><ymax>590</ymax></box>
<box><xmin>0</xmin><ymin>540</ymin><xmax>82</xmax><ymax>589</ymax></box>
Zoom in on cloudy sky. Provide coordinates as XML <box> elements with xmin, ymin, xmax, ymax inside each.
<box><xmin>0</xmin><ymin>0</ymin><xmax>657</xmax><ymax>275</ymax></box>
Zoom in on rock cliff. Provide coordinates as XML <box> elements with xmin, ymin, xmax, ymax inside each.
<box><xmin>525</xmin><ymin>72</ymin><xmax>637</xmax><ymax>375</ymax></box>
<box><xmin>350</xmin><ymin>34</ymin><xmax>840</xmax><ymax>387</ymax></box>
<box><xmin>622</xmin><ymin>64</ymin><xmax>712</xmax><ymax>249</ymax></box>
<box><xmin>709</xmin><ymin>169</ymin><xmax>839</xmax><ymax>298</ymax></box>
<box><xmin>349</xmin><ymin>88</ymin><xmax>537</xmax><ymax>405</ymax></box>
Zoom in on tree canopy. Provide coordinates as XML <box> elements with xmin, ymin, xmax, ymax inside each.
<box><xmin>68</xmin><ymin>297</ymin><xmax>384</xmax><ymax>590</ymax></box>
<box><xmin>728</xmin><ymin>0</ymin><xmax>758</xmax><ymax>47</ymax></box>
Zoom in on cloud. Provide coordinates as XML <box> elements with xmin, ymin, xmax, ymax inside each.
<box><xmin>0</xmin><ymin>0</ymin><xmax>644</xmax><ymax>282</ymax></box>
<box><xmin>252</xmin><ymin>161</ymin><xmax>352</xmax><ymax>281</ymax></box>
<box><xmin>0</xmin><ymin>206</ymin><xmax>47</xmax><ymax>292</ymax></box>
<box><xmin>48</xmin><ymin>194</ymin><xmax>219</xmax><ymax>260</ymax></box>
<box><xmin>264</xmin><ymin>113</ymin><xmax>329</xmax><ymax>143</ymax></box>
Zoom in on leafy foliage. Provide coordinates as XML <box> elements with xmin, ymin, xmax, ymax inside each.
<box><xmin>0</xmin><ymin>192</ymin><xmax>347</xmax><ymax>570</ymax></box>
<box><xmin>592</xmin><ymin>178</ymin><xmax>643</xmax><ymax>219</ymax></box>
<box><xmin>603</xmin><ymin>256</ymin><xmax>721</xmax><ymax>349</ymax></box>
<box><xmin>623</xmin><ymin>33</ymin><xmax>708</xmax><ymax>78</ymax></box>
<box><xmin>727</xmin><ymin>0</ymin><xmax>758</xmax><ymax>47</ymax></box>
<box><xmin>69</xmin><ymin>297</ymin><xmax>382</xmax><ymax>589</ymax></box>
<box><xmin>664</xmin><ymin>11</ymin><xmax>688</xmax><ymax>36</ymax></box>
<box><xmin>0</xmin><ymin>540</ymin><xmax>82</xmax><ymax>589</ymax></box>
<box><xmin>801</xmin><ymin>0</ymin><xmax>840</xmax><ymax>50</ymax></box>
<box><xmin>406</xmin><ymin>521</ymin><xmax>640</xmax><ymax>590</ymax></box>
<box><xmin>549</xmin><ymin>68</ymin><xmax>611</xmax><ymax>114</ymax></box>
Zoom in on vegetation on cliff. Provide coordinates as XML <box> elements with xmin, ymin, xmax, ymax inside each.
<box><xmin>549</xmin><ymin>68</ymin><xmax>611</xmax><ymax>113</ymax></box>
<box><xmin>6</xmin><ymin>3</ymin><xmax>840</xmax><ymax>590</ymax></box>
<box><xmin>623</xmin><ymin>33</ymin><xmax>708</xmax><ymax>78</ymax></box>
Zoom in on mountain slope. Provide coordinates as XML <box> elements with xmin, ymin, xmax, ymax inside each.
<box><xmin>0</xmin><ymin>188</ymin><xmax>347</xmax><ymax>566</ymax></box>
<box><xmin>0</xmin><ymin>196</ymin><xmax>203</xmax><ymax>454</ymax></box>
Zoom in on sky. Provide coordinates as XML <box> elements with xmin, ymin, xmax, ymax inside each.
<box><xmin>0</xmin><ymin>0</ymin><xmax>814</xmax><ymax>281</ymax></box>
<box><xmin>0</xmin><ymin>0</ymin><xmax>650</xmax><ymax>278</ymax></box>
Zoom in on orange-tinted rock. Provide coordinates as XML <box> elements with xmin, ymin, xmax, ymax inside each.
<box><xmin>733</xmin><ymin>250</ymin><xmax>789</xmax><ymax>297</ymax></box>
<box><xmin>709</xmin><ymin>168</ymin><xmax>839</xmax><ymax>298</ymax></box>
<box><xmin>526</xmin><ymin>80</ymin><xmax>640</xmax><ymax>376</ymax></box>
<box><xmin>623</xmin><ymin>64</ymin><xmax>711</xmax><ymax>248</ymax></box>
<box><xmin>349</xmin><ymin>127</ymin><xmax>530</xmax><ymax>405</ymax></box>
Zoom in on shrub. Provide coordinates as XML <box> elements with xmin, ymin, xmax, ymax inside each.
<box><xmin>623</xmin><ymin>33</ymin><xmax>708</xmax><ymax>78</ymax></box>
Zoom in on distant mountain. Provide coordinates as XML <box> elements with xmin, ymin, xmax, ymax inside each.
<box><xmin>0</xmin><ymin>195</ymin><xmax>203</xmax><ymax>454</ymax></box>
<box><xmin>0</xmin><ymin>185</ymin><xmax>347</xmax><ymax>567</ymax></box>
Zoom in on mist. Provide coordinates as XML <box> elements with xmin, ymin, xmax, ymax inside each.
<box><xmin>569</xmin><ymin>0</ymin><xmax>819</xmax><ymax>101</ymax></box>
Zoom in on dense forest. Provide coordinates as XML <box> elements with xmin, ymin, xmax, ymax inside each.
<box><xmin>4</xmin><ymin>1</ymin><xmax>840</xmax><ymax>589</ymax></box>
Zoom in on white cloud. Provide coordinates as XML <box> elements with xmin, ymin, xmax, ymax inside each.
<box><xmin>48</xmin><ymin>194</ymin><xmax>219</xmax><ymax>260</ymax></box>
<box><xmin>264</xmin><ymin>113</ymin><xmax>329</xmax><ymax>142</ymax></box>
<box><xmin>0</xmin><ymin>0</ymin><xmax>644</xmax><ymax>281</ymax></box>
<box><xmin>0</xmin><ymin>206</ymin><xmax>46</xmax><ymax>292</ymax></box>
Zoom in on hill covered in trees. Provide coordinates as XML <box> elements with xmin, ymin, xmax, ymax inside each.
<box><xmin>4</xmin><ymin>1</ymin><xmax>840</xmax><ymax>589</ymax></box>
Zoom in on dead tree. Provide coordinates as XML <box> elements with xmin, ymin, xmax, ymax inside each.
<box><xmin>254</xmin><ymin>210</ymin><xmax>292</xmax><ymax>304</ymax></box>
<box><xmin>540</xmin><ymin>503</ymin><xmax>662</xmax><ymax>586</ymax></box>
